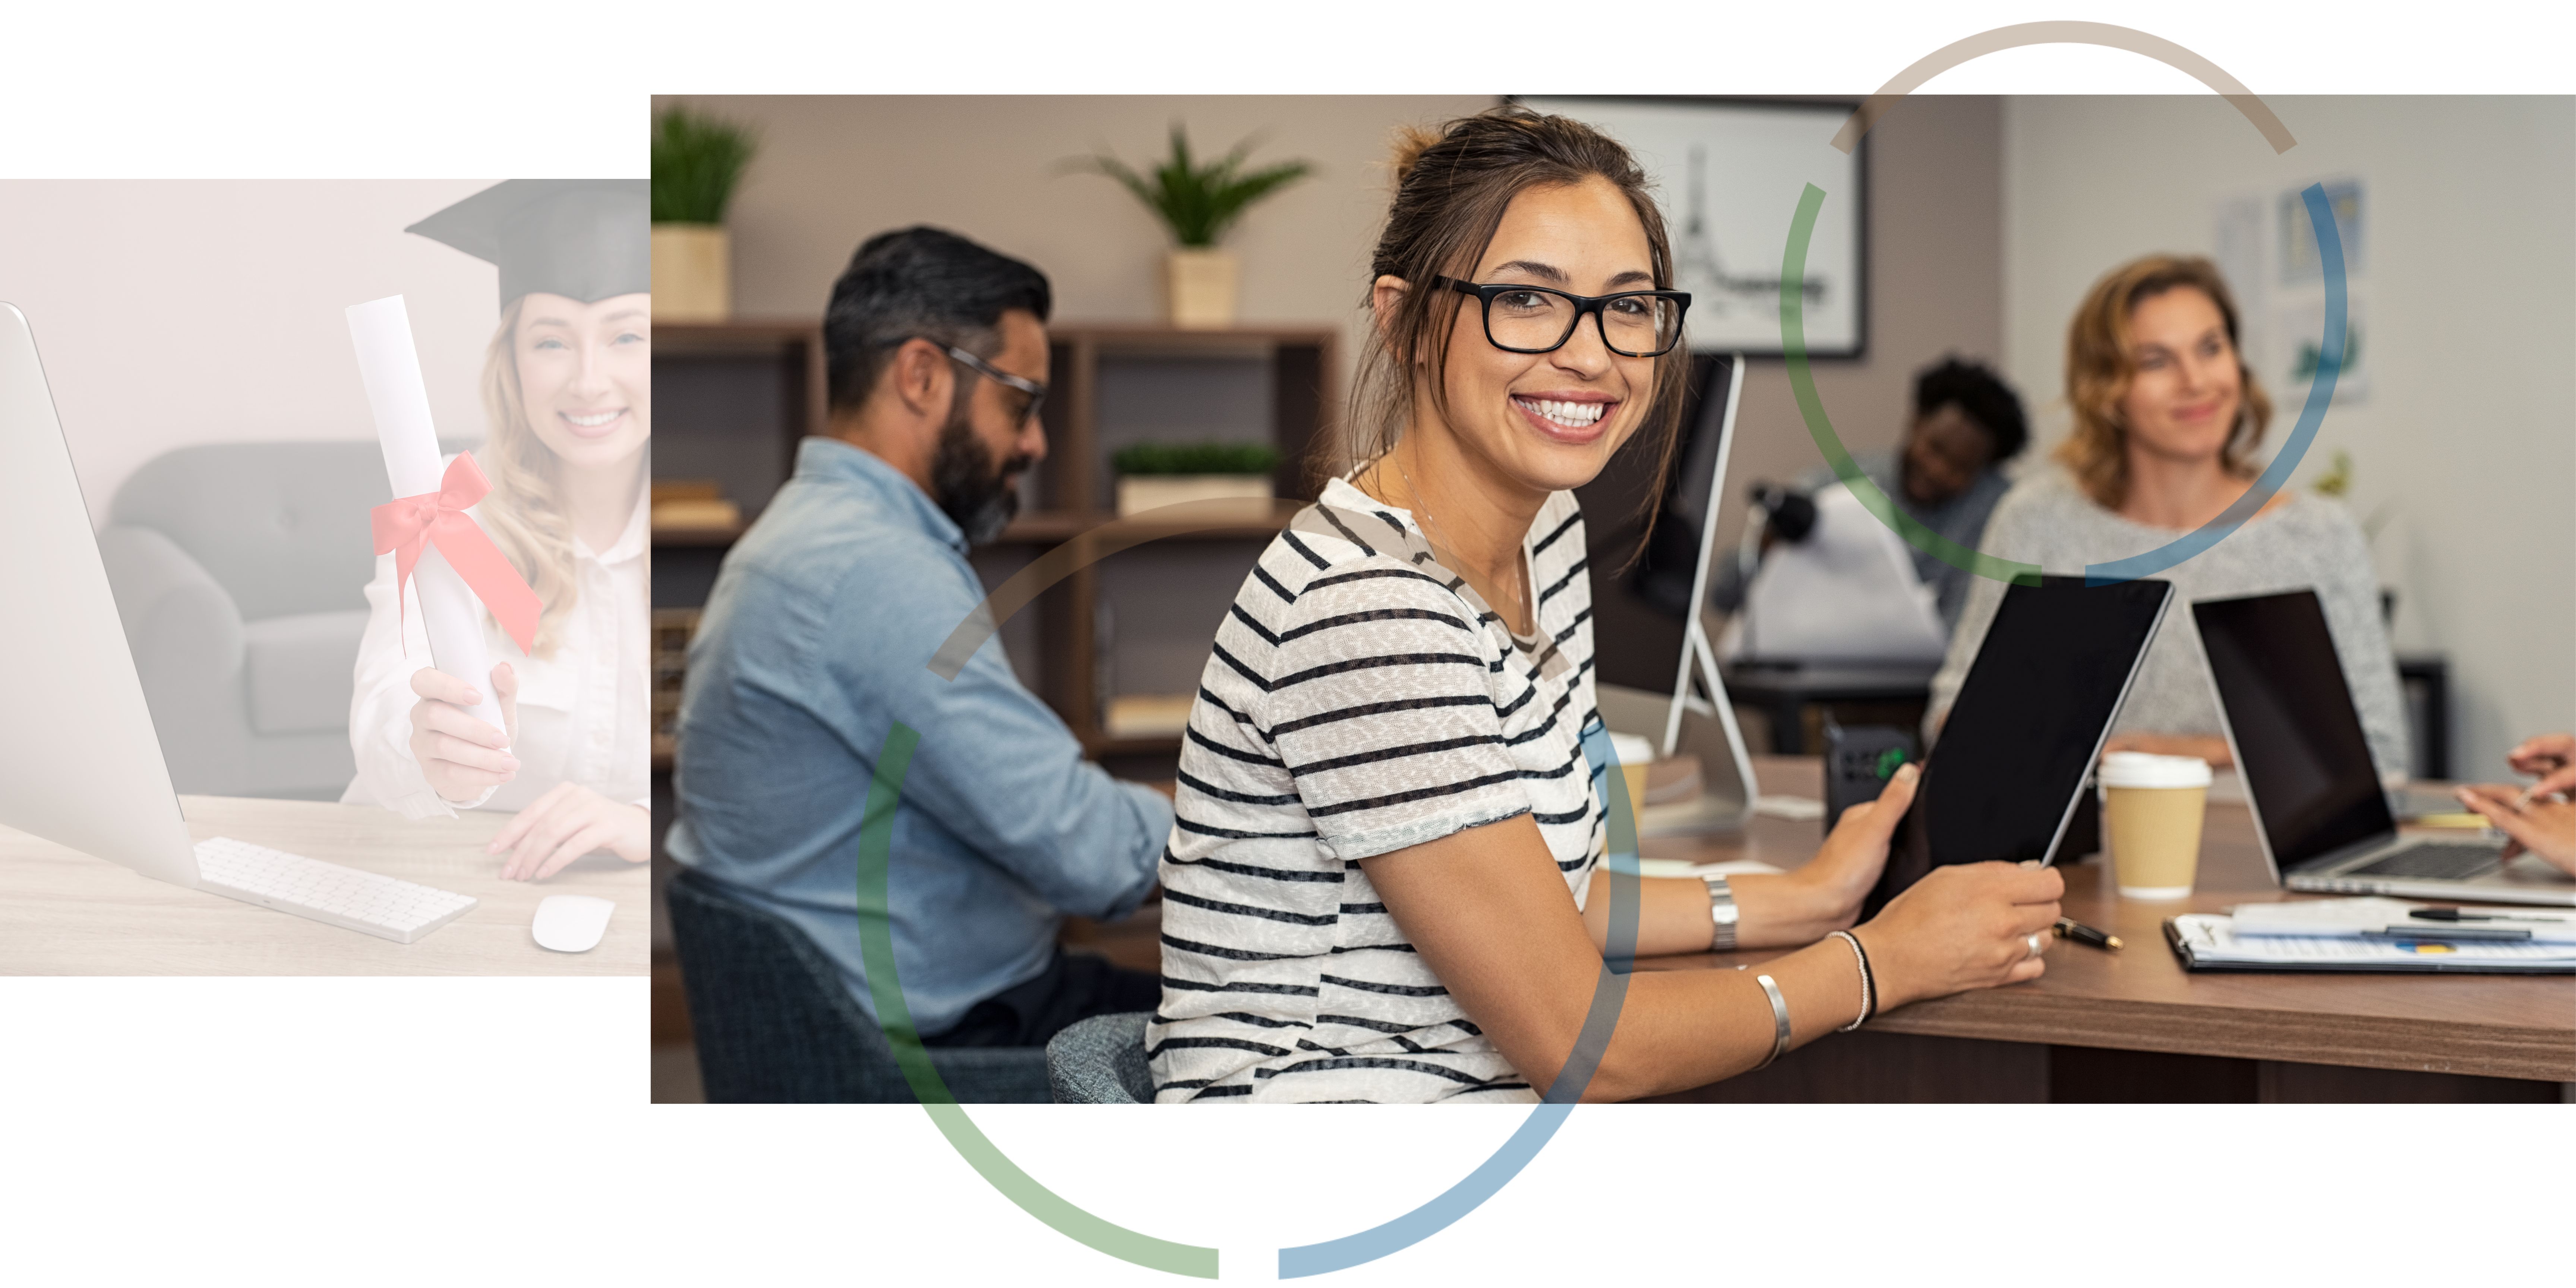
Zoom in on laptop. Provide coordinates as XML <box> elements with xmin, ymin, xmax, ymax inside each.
<box><xmin>0</xmin><ymin>302</ymin><xmax>474</xmax><ymax>943</ymax></box>
<box><xmin>1865</xmin><ymin>575</ymin><xmax>2174</xmax><ymax>917</ymax></box>
<box><xmin>2195</xmin><ymin>589</ymin><xmax>2576</xmax><ymax>906</ymax></box>
<box><xmin>1575</xmin><ymin>352</ymin><xmax>1760</xmax><ymax>836</ymax></box>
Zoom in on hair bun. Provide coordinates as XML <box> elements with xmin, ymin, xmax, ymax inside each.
<box><xmin>1386</xmin><ymin>123</ymin><xmax>1442</xmax><ymax>186</ymax></box>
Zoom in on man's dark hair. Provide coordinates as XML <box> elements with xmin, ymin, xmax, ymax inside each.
<box><xmin>823</xmin><ymin>226</ymin><xmax>1052</xmax><ymax>414</ymax></box>
<box><xmin>1912</xmin><ymin>357</ymin><xmax>2028</xmax><ymax>461</ymax></box>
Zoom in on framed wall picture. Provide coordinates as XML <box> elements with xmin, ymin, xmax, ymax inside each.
<box><xmin>1513</xmin><ymin>96</ymin><xmax>1867</xmax><ymax>358</ymax></box>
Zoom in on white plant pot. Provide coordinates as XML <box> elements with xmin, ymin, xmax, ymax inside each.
<box><xmin>1117</xmin><ymin>473</ymin><xmax>1273</xmax><ymax>518</ymax></box>
<box><xmin>1164</xmin><ymin>248</ymin><xmax>1239</xmax><ymax>329</ymax></box>
<box><xmin>651</xmin><ymin>224</ymin><xmax>731</xmax><ymax>322</ymax></box>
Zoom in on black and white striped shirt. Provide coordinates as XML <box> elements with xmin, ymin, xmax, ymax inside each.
<box><xmin>1149</xmin><ymin>478</ymin><xmax>1607</xmax><ymax>1104</ymax></box>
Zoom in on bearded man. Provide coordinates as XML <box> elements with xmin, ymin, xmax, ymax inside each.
<box><xmin>670</xmin><ymin>228</ymin><xmax>1167</xmax><ymax>1076</ymax></box>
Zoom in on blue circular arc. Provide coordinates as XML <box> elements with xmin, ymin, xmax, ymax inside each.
<box><xmin>1275</xmin><ymin>721</ymin><xmax>1641</xmax><ymax>1278</ymax></box>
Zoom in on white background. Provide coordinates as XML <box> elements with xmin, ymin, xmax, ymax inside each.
<box><xmin>4</xmin><ymin>3</ymin><xmax>2572</xmax><ymax>1286</ymax></box>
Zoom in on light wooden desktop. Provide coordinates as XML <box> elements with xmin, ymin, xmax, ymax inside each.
<box><xmin>0</xmin><ymin>795</ymin><xmax>647</xmax><ymax>975</ymax></box>
<box><xmin>1635</xmin><ymin>759</ymin><xmax>2576</xmax><ymax>1101</ymax></box>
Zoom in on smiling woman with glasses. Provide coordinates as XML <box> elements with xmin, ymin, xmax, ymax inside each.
<box><xmin>1145</xmin><ymin>106</ymin><xmax>2064</xmax><ymax>1105</ymax></box>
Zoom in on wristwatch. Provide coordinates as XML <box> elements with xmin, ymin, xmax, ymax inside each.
<box><xmin>1701</xmin><ymin>874</ymin><xmax>1739</xmax><ymax>953</ymax></box>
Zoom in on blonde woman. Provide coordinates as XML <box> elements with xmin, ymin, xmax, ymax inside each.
<box><xmin>1926</xmin><ymin>254</ymin><xmax>2407</xmax><ymax>777</ymax></box>
<box><xmin>344</xmin><ymin>180</ymin><xmax>653</xmax><ymax>881</ymax></box>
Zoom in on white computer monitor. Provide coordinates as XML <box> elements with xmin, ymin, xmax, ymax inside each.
<box><xmin>1575</xmin><ymin>352</ymin><xmax>1761</xmax><ymax>834</ymax></box>
<box><xmin>0</xmin><ymin>303</ymin><xmax>202</xmax><ymax>887</ymax></box>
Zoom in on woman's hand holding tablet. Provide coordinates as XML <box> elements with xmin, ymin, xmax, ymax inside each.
<box><xmin>1855</xmin><ymin>862</ymin><xmax>2065</xmax><ymax>1008</ymax></box>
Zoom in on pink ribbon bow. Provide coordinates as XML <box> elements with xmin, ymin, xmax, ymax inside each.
<box><xmin>370</xmin><ymin>451</ymin><xmax>543</xmax><ymax>656</ymax></box>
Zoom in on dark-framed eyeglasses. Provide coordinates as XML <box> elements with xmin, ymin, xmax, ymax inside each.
<box><xmin>1434</xmin><ymin>275</ymin><xmax>1691</xmax><ymax>358</ymax></box>
<box><xmin>914</xmin><ymin>338</ymin><xmax>1049</xmax><ymax>427</ymax></box>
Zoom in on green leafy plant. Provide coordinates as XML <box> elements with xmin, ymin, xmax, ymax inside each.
<box><xmin>652</xmin><ymin>106</ymin><xmax>759</xmax><ymax>225</ymax></box>
<box><xmin>1073</xmin><ymin>126</ymin><xmax>1314</xmax><ymax>248</ymax></box>
<box><xmin>1112</xmin><ymin>441</ymin><xmax>1282</xmax><ymax>477</ymax></box>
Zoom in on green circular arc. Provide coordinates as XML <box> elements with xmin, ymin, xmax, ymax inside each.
<box><xmin>1779</xmin><ymin>183</ymin><xmax>2041</xmax><ymax>589</ymax></box>
<box><xmin>856</xmin><ymin>722</ymin><xmax>1221</xmax><ymax>1279</ymax></box>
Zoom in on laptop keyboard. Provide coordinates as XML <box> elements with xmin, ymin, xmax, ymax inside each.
<box><xmin>2346</xmin><ymin>842</ymin><xmax>2505</xmax><ymax>881</ymax></box>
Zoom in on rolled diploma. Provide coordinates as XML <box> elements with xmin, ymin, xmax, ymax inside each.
<box><xmin>346</xmin><ymin>294</ymin><xmax>508</xmax><ymax>738</ymax></box>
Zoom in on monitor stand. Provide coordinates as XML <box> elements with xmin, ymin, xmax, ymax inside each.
<box><xmin>1599</xmin><ymin>618</ymin><xmax>1762</xmax><ymax>838</ymax></box>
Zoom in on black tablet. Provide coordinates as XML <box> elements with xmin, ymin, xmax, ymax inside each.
<box><xmin>1863</xmin><ymin>575</ymin><xmax>2172</xmax><ymax>918</ymax></box>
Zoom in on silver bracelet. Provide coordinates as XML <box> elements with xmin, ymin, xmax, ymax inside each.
<box><xmin>1751</xmin><ymin>973</ymin><xmax>1791</xmax><ymax>1070</ymax></box>
<box><xmin>1700</xmin><ymin>874</ymin><xmax>1738</xmax><ymax>953</ymax></box>
<box><xmin>1828</xmin><ymin>929</ymin><xmax>1874</xmax><ymax>1032</ymax></box>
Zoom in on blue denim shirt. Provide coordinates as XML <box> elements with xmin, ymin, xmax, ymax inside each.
<box><xmin>667</xmin><ymin>437</ymin><xmax>1170</xmax><ymax>1036</ymax></box>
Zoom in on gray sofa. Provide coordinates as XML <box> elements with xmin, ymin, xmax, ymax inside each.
<box><xmin>95</xmin><ymin>441</ymin><xmax>414</xmax><ymax>800</ymax></box>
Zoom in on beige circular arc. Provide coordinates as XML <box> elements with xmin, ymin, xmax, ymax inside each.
<box><xmin>1829</xmin><ymin>21</ymin><xmax>2296</xmax><ymax>155</ymax></box>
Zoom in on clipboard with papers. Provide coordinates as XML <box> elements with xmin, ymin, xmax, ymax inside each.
<box><xmin>2165</xmin><ymin>897</ymin><xmax>2576</xmax><ymax>973</ymax></box>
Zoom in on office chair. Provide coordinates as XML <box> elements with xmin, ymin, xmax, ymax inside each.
<box><xmin>663</xmin><ymin>867</ymin><xmax>1051</xmax><ymax>1104</ymax></box>
<box><xmin>1046</xmin><ymin>1011</ymin><xmax>1154</xmax><ymax>1104</ymax></box>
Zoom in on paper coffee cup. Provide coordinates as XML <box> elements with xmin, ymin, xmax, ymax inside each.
<box><xmin>2100</xmin><ymin>752</ymin><xmax>2211</xmax><ymax>899</ymax></box>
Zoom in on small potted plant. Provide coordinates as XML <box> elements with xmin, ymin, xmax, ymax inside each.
<box><xmin>1112</xmin><ymin>441</ymin><xmax>1282</xmax><ymax>518</ymax></box>
<box><xmin>1075</xmin><ymin>126</ymin><xmax>1313</xmax><ymax>329</ymax></box>
<box><xmin>651</xmin><ymin>105</ymin><xmax>759</xmax><ymax>323</ymax></box>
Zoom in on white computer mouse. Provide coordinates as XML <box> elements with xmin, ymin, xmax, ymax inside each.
<box><xmin>531</xmin><ymin>895</ymin><xmax>615</xmax><ymax>953</ymax></box>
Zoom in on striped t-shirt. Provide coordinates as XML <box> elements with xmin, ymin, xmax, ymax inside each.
<box><xmin>1149</xmin><ymin>477</ymin><xmax>1607</xmax><ymax>1104</ymax></box>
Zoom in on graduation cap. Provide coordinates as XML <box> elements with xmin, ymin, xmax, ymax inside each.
<box><xmin>405</xmin><ymin>179</ymin><xmax>649</xmax><ymax>307</ymax></box>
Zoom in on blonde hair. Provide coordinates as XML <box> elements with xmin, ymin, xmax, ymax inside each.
<box><xmin>2056</xmin><ymin>254</ymin><xmax>2272</xmax><ymax>510</ymax></box>
<box><xmin>472</xmin><ymin>296</ymin><xmax>579</xmax><ymax>660</ymax></box>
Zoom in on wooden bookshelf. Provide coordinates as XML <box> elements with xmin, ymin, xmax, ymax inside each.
<box><xmin>650</xmin><ymin>320</ymin><xmax>1339</xmax><ymax>765</ymax></box>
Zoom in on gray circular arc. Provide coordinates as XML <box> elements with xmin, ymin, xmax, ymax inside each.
<box><xmin>1829</xmin><ymin>21</ymin><xmax>2296</xmax><ymax>156</ymax></box>
<box><xmin>890</xmin><ymin>28</ymin><xmax>2310</xmax><ymax>1273</ymax></box>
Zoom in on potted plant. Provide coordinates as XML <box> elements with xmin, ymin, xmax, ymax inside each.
<box><xmin>1112</xmin><ymin>441</ymin><xmax>1281</xmax><ymax>518</ymax></box>
<box><xmin>1075</xmin><ymin>127</ymin><xmax>1314</xmax><ymax>329</ymax></box>
<box><xmin>651</xmin><ymin>105</ymin><xmax>759</xmax><ymax>323</ymax></box>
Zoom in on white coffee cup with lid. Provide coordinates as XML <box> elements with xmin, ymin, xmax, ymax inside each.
<box><xmin>2100</xmin><ymin>751</ymin><xmax>2213</xmax><ymax>899</ymax></box>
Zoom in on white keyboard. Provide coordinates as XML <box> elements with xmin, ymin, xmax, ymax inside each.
<box><xmin>193</xmin><ymin>836</ymin><xmax>477</xmax><ymax>944</ymax></box>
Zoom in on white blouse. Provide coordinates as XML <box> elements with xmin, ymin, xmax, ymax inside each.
<box><xmin>341</xmin><ymin>473</ymin><xmax>650</xmax><ymax>820</ymax></box>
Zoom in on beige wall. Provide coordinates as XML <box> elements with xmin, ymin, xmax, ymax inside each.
<box><xmin>655</xmin><ymin>94</ymin><xmax>2007</xmax><ymax>557</ymax></box>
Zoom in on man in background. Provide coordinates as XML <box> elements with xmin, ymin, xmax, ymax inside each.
<box><xmin>669</xmin><ymin>227</ymin><xmax>1168</xmax><ymax>1062</ymax></box>
<box><xmin>1715</xmin><ymin>356</ymin><xmax>2028</xmax><ymax>635</ymax></box>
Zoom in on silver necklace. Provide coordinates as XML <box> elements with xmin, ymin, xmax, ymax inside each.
<box><xmin>1391</xmin><ymin>454</ymin><xmax>1529</xmax><ymax>635</ymax></box>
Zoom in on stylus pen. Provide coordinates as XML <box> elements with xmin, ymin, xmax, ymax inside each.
<box><xmin>2054</xmin><ymin>917</ymin><xmax>2122</xmax><ymax>950</ymax></box>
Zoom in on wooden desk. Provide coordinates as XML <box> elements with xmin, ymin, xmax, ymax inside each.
<box><xmin>1637</xmin><ymin>759</ymin><xmax>2575</xmax><ymax>1101</ymax></box>
<box><xmin>0</xmin><ymin>796</ymin><xmax>648</xmax><ymax>975</ymax></box>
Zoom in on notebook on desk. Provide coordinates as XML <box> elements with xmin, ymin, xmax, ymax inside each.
<box><xmin>2165</xmin><ymin>909</ymin><xmax>2576</xmax><ymax>974</ymax></box>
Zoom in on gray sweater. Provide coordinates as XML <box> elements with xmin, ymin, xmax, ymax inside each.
<box><xmin>1926</xmin><ymin>465</ymin><xmax>2410</xmax><ymax>779</ymax></box>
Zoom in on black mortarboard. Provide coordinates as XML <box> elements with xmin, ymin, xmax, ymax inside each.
<box><xmin>405</xmin><ymin>179</ymin><xmax>650</xmax><ymax>307</ymax></box>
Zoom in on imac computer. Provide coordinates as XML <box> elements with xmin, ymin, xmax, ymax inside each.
<box><xmin>0</xmin><ymin>303</ymin><xmax>473</xmax><ymax>942</ymax></box>
<box><xmin>1573</xmin><ymin>351</ymin><xmax>1760</xmax><ymax>836</ymax></box>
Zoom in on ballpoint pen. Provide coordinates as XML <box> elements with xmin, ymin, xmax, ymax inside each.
<box><xmin>2054</xmin><ymin>917</ymin><xmax>2122</xmax><ymax>950</ymax></box>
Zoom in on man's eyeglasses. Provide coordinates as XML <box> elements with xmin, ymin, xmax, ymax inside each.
<box><xmin>917</xmin><ymin>339</ymin><xmax>1048</xmax><ymax>427</ymax></box>
<box><xmin>1434</xmin><ymin>276</ymin><xmax>1691</xmax><ymax>358</ymax></box>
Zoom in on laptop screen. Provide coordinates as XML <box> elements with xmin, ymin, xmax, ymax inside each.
<box><xmin>2193</xmin><ymin>590</ymin><xmax>2395</xmax><ymax>870</ymax></box>
<box><xmin>1867</xmin><ymin>575</ymin><xmax>2171</xmax><ymax>915</ymax></box>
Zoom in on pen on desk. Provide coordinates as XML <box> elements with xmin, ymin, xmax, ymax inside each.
<box><xmin>2054</xmin><ymin>917</ymin><xmax>2121</xmax><ymax>950</ymax></box>
<box><xmin>2409</xmin><ymin>907</ymin><xmax>2562</xmax><ymax>924</ymax></box>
